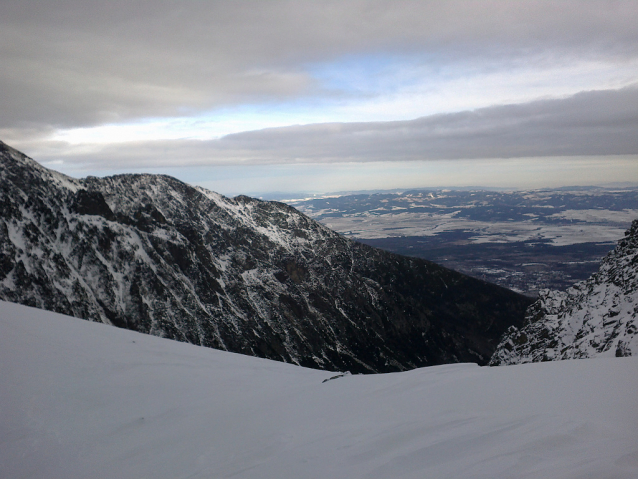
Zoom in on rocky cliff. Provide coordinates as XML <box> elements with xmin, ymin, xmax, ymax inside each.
<box><xmin>490</xmin><ymin>219</ymin><xmax>638</xmax><ymax>365</ymax></box>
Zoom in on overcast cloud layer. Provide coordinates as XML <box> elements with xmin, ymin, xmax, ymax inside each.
<box><xmin>22</xmin><ymin>86</ymin><xmax>638</xmax><ymax>169</ymax></box>
<box><xmin>1</xmin><ymin>0</ymin><xmax>637</xmax><ymax>189</ymax></box>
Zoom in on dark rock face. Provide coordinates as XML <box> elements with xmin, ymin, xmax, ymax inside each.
<box><xmin>490</xmin><ymin>219</ymin><xmax>638</xmax><ymax>365</ymax></box>
<box><xmin>72</xmin><ymin>189</ymin><xmax>116</xmax><ymax>221</ymax></box>
<box><xmin>0</xmin><ymin>141</ymin><xmax>532</xmax><ymax>373</ymax></box>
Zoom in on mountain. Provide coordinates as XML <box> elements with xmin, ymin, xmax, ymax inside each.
<box><xmin>2</xmin><ymin>300</ymin><xmax>637</xmax><ymax>479</ymax></box>
<box><xmin>490</xmin><ymin>219</ymin><xmax>638</xmax><ymax>365</ymax></box>
<box><xmin>0</xmin><ymin>140</ymin><xmax>532</xmax><ymax>373</ymax></box>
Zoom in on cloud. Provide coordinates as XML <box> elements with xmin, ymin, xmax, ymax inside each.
<box><xmin>2</xmin><ymin>0</ymin><xmax>638</xmax><ymax>130</ymax></box>
<box><xmin>24</xmin><ymin>85</ymin><xmax>638</xmax><ymax>171</ymax></box>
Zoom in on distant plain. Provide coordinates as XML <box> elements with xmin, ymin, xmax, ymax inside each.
<box><xmin>285</xmin><ymin>187</ymin><xmax>638</xmax><ymax>295</ymax></box>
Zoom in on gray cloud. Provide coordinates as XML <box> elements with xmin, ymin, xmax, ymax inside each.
<box><xmin>2</xmin><ymin>0</ymin><xmax>638</xmax><ymax>129</ymax></box>
<box><xmin>28</xmin><ymin>85</ymin><xmax>638</xmax><ymax>171</ymax></box>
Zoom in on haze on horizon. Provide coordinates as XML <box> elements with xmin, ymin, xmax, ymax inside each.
<box><xmin>1</xmin><ymin>0</ymin><xmax>637</xmax><ymax>196</ymax></box>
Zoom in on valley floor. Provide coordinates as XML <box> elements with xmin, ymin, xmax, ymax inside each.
<box><xmin>1</xmin><ymin>300</ymin><xmax>637</xmax><ymax>479</ymax></box>
<box><xmin>286</xmin><ymin>188</ymin><xmax>638</xmax><ymax>295</ymax></box>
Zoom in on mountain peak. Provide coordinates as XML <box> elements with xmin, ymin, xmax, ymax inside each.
<box><xmin>0</xmin><ymin>140</ymin><xmax>84</xmax><ymax>193</ymax></box>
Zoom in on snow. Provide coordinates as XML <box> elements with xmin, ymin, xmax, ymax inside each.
<box><xmin>550</xmin><ymin>208</ymin><xmax>638</xmax><ymax>224</ymax></box>
<box><xmin>319</xmin><ymin>211</ymin><xmax>629</xmax><ymax>245</ymax></box>
<box><xmin>196</xmin><ymin>185</ymin><xmax>308</xmax><ymax>249</ymax></box>
<box><xmin>1</xmin><ymin>300</ymin><xmax>637</xmax><ymax>479</ymax></box>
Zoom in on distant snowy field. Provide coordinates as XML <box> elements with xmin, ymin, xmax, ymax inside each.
<box><xmin>2</xmin><ymin>300</ymin><xmax>637</xmax><ymax>479</ymax></box>
<box><xmin>286</xmin><ymin>189</ymin><xmax>638</xmax><ymax>245</ymax></box>
<box><xmin>316</xmin><ymin>211</ymin><xmax>633</xmax><ymax>245</ymax></box>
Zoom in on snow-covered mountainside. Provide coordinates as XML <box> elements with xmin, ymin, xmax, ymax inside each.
<box><xmin>0</xmin><ymin>140</ymin><xmax>532</xmax><ymax>373</ymax></box>
<box><xmin>2</xmin><ymin>301</ymin><xmax>637</xmax><ymax>479</ymax></box>
<box><xmin>490</xmin><ymin>219</ymin><xmax>638</xmax><ymax>365</ymax></box>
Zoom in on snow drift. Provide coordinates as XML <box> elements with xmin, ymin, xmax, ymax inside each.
<box><xmin>1</xmin><ymin>300</ymin><xmax>636</xmax><ymax>479</ymax></box>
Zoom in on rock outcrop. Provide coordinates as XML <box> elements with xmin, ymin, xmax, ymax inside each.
<box><xmin>490</xmin><ymin>219</ymin><xmax>638</xmax><ymax>365</ymax></box>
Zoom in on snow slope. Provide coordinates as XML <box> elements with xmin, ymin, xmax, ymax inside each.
<box><xmin>1</xmin><ymin>300</ymin><xmax>637</xmax><ymax>479</ymax></box>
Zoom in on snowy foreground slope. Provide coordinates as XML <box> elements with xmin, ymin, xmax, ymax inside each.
<box><xmin>491</xmin><ymin>219</ymin><xmax>638</xmax><ymax>365</ymax></box>
<box><xmin>2</xmin><ymin>301</ymin><xmax>637</xmax><ymax>479</ymax></box>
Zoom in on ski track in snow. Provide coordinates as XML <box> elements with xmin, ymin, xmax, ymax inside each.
<box><xmin>1</xmin><ymin>300</ymin><xmax>637</xmax><ymax>479</ymax></box>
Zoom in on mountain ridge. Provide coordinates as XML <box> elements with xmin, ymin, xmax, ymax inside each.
<box><xmin>0</xmin><ymin>140</ymin><xmax>532</xmax><ymax>373</ymax></box>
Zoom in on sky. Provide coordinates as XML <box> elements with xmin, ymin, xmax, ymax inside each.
<box><xmin>1</xmin><ymin>0</ymin><xmax>637</xmax><ymax>196</ymax></box>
